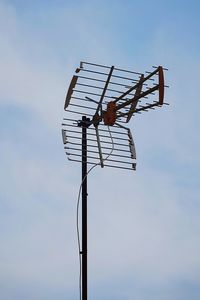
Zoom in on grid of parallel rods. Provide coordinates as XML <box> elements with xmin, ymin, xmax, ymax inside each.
<box><xmin>63</xmin><ymin>61</ymin><xmax>169</xmax><ymax>170</ymax></box>
<box><xmin>65</xmin><ymin>61</ymin><xmax>169</xmax><ymax>124</ymax></box>
<box><xmin>62</xmin><ymin>118</ymin><xmax>136</xmax><ymax>170</ymax></box>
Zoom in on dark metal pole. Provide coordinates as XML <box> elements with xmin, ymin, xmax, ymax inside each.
<box><xmin>82</xmin><ymin>116</ymin><xmax>88</xmax><ymax>300</ymax></box>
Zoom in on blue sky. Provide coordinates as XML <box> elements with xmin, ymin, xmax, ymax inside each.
<box><xmin>0</xmin><ymin>0</ymin><xmax>200</xmax><ymax>299</ymax></box>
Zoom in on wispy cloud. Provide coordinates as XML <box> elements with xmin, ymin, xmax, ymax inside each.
<box><xmin>0</xmin><ymin>1</ymin><xmax>200</xmax><ymax>299</ymax></box>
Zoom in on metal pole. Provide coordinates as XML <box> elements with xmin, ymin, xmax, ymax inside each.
<box><xmin>82</xmin><ymin>116</ymin><xmax>88</xmax><ymax>300</ymax></box>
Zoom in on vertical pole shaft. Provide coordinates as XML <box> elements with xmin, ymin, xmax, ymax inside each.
<box><xmin>82</xmin><ymin>116</ymin><xmax>88</xmax><ymax>300</ymax></box>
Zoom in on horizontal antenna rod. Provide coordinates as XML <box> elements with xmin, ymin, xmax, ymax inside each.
<box><xmin>65</xmin><ymin>142</ymin><xmax>132</xmax><ymax>153</ymax></box>
<box><xmin>66</xmin><ymin>109</ymin><xmax>93</xmax><ymax>117</ymax></box>
<box><xmin>81</xmin><ymin>61</ymin><xmax>143</xmax><ymax>75</ymax></box>
<box><xmin>73</xmin><ymin>89</ymin><xmax>115</xmax><ymax>99</ymax></box>
<box><xmin>81</xmin><ymin>61</ymin><xmax>110</xmax><ymax>69</ymax></box>
<box><xmin>62</xmin><ymin>123</ymin><xmax>128</xmax><ymax>135</ymax></box>
<box><xmin>65</xmin><ymin>129</ymin><xmax>129</xmax><ymax>141</ymax></box>
<box><xmin>69</xmin><ymin>103</ymin><xmax>96</xmax><ymax>111</ymax></box>
<box><xmin>65</xmin><ymin>147</ymin><xmax>132</xmax><ymax>159</ymax></box>
<box><xmin>80</xmin><ymin>68</ymin><xmax>143</xmax><ymax>81</ymax></box>
<box><xmin>77</xmin><ymin>75</ymin><xmax>148</xmax><ymax>87</ymax></box>
<box><xmin>67</xmin><ymin>158</ymin><xmax>135</xmax><ymax>171</ymax></box>
<box><xmin>65</xmin><ymin>135</ymin><xmax>130</xmax><ymax>147</ymax></box>
<box><xmin>68</xmin><ymin>153</ymin><xmax>134</xmax><ymax>166</ymax></box>
<box><xmin>152</xmin><ymin>65</ymin><xmax>168</xmax><ymax>71</ymax></box>
<box><xmin>76</xmin><ymin>82</ymin><xmax>136</xmax><ymax>96</ymax></box>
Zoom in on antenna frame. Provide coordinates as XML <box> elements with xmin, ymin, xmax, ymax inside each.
<box><xmin>62</xmin><ymin>61</ymin><xmax>168</xmax><ymax>300</ymax></box>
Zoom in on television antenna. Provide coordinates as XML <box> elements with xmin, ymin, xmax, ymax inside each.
<box><xmin>62</xmin><ymin>61</ymin><xmax>168</xmax><ymax>300</ymax></box>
